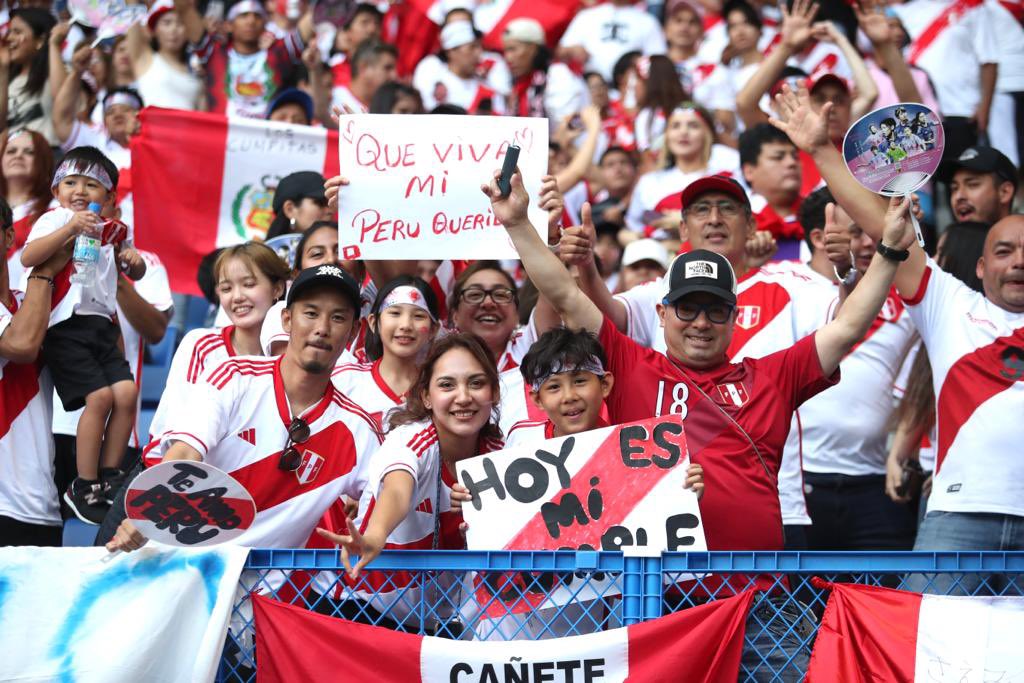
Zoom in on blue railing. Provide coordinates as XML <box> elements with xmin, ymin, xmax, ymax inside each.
<box><xmin>220</xmin><ymin>551</ymin><xmax>1024</xmax><ymax>682</ymax></box>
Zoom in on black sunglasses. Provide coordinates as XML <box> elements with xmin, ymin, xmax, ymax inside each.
<box><xmin>278</xmin><ymin>417</ymin><xmax>311</xmax><ymax>472</ymax></box>
<box><xmin>672</xmin><ymin>300</ymin><xmax>735</xmax><ymax>324</ymax></box>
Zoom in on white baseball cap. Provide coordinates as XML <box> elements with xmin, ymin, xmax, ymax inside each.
<box><xmin>502</xmin><ymin>18</ymin><xmax>545</xmax><ymax>46</ymax></box>
<box><xmin>440</xmin><ymin>20</ymin><xmax>477</xmax><ymax>51</ymax></box>
<box><xmin>621</xmin><ymin>239</ymin><xmax>670</xmax><ymax>270</ymax></box>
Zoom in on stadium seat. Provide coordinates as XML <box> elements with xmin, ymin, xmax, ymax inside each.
<box><xmin>184</xmin><ymin>295</ymin><xmax>213</xmax><ymax>333</ymax></box>
<box><xmin>62</xmin><ymin>518</ymin><xmax>97</xmax><ymax>547</ymax></box>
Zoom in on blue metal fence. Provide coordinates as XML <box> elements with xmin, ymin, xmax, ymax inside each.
<box><xmin>220</xmin><ymin>551</ymin><xmax>1024</xmax><ymax>682</ymax></box>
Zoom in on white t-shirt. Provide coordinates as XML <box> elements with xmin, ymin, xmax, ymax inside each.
<box><xmin>414</xmin><ymin>64</ymin><xmax>506</xmax><ymax>114</ymax></box>
<box><xmin>615</xmin><ymin>261</ymin><xmax>837</xmax><ymax>524</ymax></box>
<box><xmin>985</xmin><ymin>0</ymin><xmax>1024</xmax><ymax>92</ymax></box>
<box><xmin>801</xmin><ymin>287</ymin><xmax>917</xmax><ymax>476</ymax></box>
<box><xmin>61</xmin><ymin>120</ymin><xmax>131</xmax><ymax>171</ymax></box>
<box><xmin>558</xmin><ymin>3</ymin><xmax>668</xmax><ymax>81</ymax></box>
<box><xmin>893</xmin><ymin>0</ymin><xmax>999</xmax><ymax>117</ymax></box>
<box><xmin>903</xmin><ymin>259</ymin><xmax>1024</xmax><ymax>517</ymax></box>
<box><xmin>24</xmin><ymin>208</ymin><xmax>127</xmax><ymax>324</ymax></box>
<box><xmin>0</xmin><ymin>291</ymin><xmax>59</xmax><ymax>526</ymax></box>
<box><xmin>496</xmin><ymin>366</ymin><xmax>550</xmax><ymax>437</ymax></box>
<box><xmin>624</xmin><ymin>145</ymin><xmax>741</xmax><ymax>235</ymax></box>
<box><xmin>677</xmin><ymin>58</ymin><xmax>735</xmax><ymax>113</ymax></box>
<box><xmin>52</xmin><ymin>251</ymin><xmax>174</xmax><ymax>448</ymax></box>
<box><xmin>153</xmin><ymin>354</ymin><xmax>383</xmax><ymax>548</ymax></box>
<box><xmin>147</xmin><ymin>325</ymin><xmax>237</xmax><ymax>444</ymax></box>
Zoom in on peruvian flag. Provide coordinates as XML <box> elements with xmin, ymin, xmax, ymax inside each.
<box><xmin>252</xmin><ymin>590</ymin><xmax>754</xmax><ymax>682</ymax></box>
<box><xmin>131</xmin><ymin>108</ymin><xmax>339</xmax><ymax>295</ymax></box>
<box><xmin>807</xmin><ymin>581</ymin><xmax>1024</xmax><ymax>682</ymax></box>
<box><xmin>473</xmin><ymin>0</ymin><xmax>582</xmax><ymax>52</ymax></box>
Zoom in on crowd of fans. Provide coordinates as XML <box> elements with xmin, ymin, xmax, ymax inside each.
<box><xmin>0</xmin><ymin>0</ymin><xmax>1021</xmax><ymax>674</ymax></box>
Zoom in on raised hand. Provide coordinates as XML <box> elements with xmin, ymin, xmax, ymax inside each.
<box><xmin>538</xmin><ymin>174</ymin><xmax>565</xmax><ymax>244</ymax></box>
<box><xmin>854</xmin><ymin>0</ymin><xmax>893</xmax><ymax>45</ymax></box>
<box><xmin>558</xmin><ymin>202</ymin><xmax>597</xmax><ymax>268</ymax></box>
<box><xmin>480</xmin><ymin>168</ymin><xmax>530</xmax><ymax>229</ymax></box>
<box><xmin>745</xmin><ymin>230</ymin><xmax>778</xmax><ymax>270</ymax></box>
<box><xmin>823</xmin><ymin>202</ymin><xmax>854</xmax><ymax>273</ymax></box>
<box><xmin>780</xmin><ymin>0</ymin><xmax>821</xmax><ymax>50</ymax></box>
<box><xmin>324</xmin><ymin>175</ymin><xmax>350</xmax><ymax>213</ymax></box>
<box><xmin>769</xmin><ymin>83</ymin><xmax>831</xmax><ymax>154</ymax></box>
<box><xmin>881</xmin><ymin>195</ymin><xmax>915</xmax><ymax>250</ymax></box>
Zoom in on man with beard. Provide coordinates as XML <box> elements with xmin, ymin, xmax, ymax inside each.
<box><xmin>941</xmin><ymin>146</ymin><xmax>1018</xmax><ymax>226</ymax></box>
<box><xmin>106</xmin><ymin>265</ymin><xmax>391</xmax><ymax>552</ymax></box>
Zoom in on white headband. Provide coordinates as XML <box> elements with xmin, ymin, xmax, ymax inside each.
<box><xmin>381</xmin><ymin>285</ymin><xmax>435</xmax><ymax>320</ymax></box>
<box><xmin>227</xmin><ymin>0</ymin><xmax>267</xmax><ymax>21</ymax></box>
<box><xmin>529</xmin><ymin>356</ymin><xmax>606</xmax><ymax>393</ymax></box>
<box><xmin>440</xmin><ymin>21</ymin><xmax>476</xmax><ymax>51</ymax></box>
<box><xmin>52</xmin><ymin>159</ymin><xmax>113</xmax><ymax>191</ymax></box>
<box><xmin>104</xmin><ymin>91</ymin><xmax>142</xmax><ymax>113</ymax></box>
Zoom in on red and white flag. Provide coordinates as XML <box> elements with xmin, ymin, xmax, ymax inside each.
<box><xmin>473</xmin><ymin>0</ymin><xmax>581</xmax><ymax>52</ymax></box>
<box><xmin>807</xmin><ymin>581</ymin><xmax>1024</xmax><ymax>682</ymax></box>
<box><xmin>131</xmin><ymin>108</ymin><xmax>339</xmax><ymax>295</ymax></box>
<box><xmin>253</xmin><ymin>590</ymin><xmax>754</xmax><ymax>682</ymax></box>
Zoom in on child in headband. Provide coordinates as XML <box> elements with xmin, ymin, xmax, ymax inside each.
<box><xmin>20</xmin><ymin>145</ymin><xmax>146</xmax><ymax>526</ymax></box>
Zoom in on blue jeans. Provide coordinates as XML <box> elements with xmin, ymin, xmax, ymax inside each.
<box><xmin>804</xmin><ymin>472</ymin><xmax>916</xmax><ymax>551</ymax></box>
<box><xmin>907</xmin><ymin>511</ymin><xmax>1024</xmax><ymax>594</ymax></box>
<box><xmin>740</xmin><ymin>593</ymin><xmax>814</xmax><ymax>682</ymax></box>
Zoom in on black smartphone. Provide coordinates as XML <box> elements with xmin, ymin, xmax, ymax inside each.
<box><xmin>497</xmin><ymin>144</ymin><xmax>520</xmax><ymax>198</ymax></box>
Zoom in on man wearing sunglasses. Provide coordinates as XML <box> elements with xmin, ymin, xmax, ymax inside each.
<box><xmin>106</xmin><ymin>265</ymin><xmax>391</xmax><ymax>554</ymax></box>
<box><xmin>486</xmin><ymin>168</ymin><xmax>917</xmax><ymax>678</ymax></box>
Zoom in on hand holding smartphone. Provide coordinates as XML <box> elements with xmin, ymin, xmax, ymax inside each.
<box><xmin>497</xmin><ymin>144</ymin><xmax>520</xmax><ymax>198</ymax></box>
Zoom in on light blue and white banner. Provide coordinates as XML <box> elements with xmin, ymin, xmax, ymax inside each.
<box><xmin>0</xmin><ymin>545</ymin><xmax>249</xmax><ymax>682</ymax></box>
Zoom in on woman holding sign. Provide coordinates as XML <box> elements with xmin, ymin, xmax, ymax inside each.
<box><xmin>316</xmin><ymin>333</ymin><xmax>504</xmax><ymax>635</ymax></box>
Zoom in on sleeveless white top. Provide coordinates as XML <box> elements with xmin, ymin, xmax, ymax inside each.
<box><xmin>136</xmin><ymin>53</ymin><xmax>202</xmax><ymax>111</ymax></box>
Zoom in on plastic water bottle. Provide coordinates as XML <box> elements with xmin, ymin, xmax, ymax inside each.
<box><xmin>70</xmin><ymin>202</ymin><xmax>102</xmax><ymax>284</ymax></box>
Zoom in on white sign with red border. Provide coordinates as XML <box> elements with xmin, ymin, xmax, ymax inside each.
<box><xmin>335</xmin><ymin>114</ymin><xmax>549</xmax><ymax>260</ymax></box>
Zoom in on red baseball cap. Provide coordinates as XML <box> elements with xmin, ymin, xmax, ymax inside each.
<box><xmin>807</xmin><ymin>72</ymin><xmax>850</xmax><ymax>94</ymax></box>
<box><xmin>679</xmin><ymin>175</ymin><xmax>750</xmax><ymax>211</ymax></box>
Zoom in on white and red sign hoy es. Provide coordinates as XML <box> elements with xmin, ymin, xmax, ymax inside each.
<box><xmin>457</xmin><ymin>415</ymin><xmax>706</xmax><ymax>558</ymax></box>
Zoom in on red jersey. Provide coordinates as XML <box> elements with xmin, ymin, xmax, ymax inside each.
<box><xmin>597</xmin><ymin>317</ymin><xmax>837</xmax><ymax>559</ymax></box>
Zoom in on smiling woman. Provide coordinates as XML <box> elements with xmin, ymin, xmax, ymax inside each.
<box><xmin>1</xmin><ymin>129</ymin><xmax>54</xmax><ymax>286</ymax></box>
<box><xmin>449</xmin><ymin>260</ymin><xmax>524</xmax><ymax>371</ymax></box>
<box><xmin>2</xmin><ymin>9</ymin><xmax>59</xmax><ymax>144</ymax></box>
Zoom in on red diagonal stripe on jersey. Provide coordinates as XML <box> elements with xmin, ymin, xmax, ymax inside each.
<box><xmin>504</xmin><ymin>418</ymin><xmax>688</xmax><ymax>550</ymax></box>
<box><xmin>935</xmin><ymin>327</ymin><xmax>1024</xmax><ymax>470</ymax></box>
<box><xmin>906</xmin><ymin>0</ymin><xmax>985</xmax><ymax>65</ymax></box>
<box><xmin>849</xmin><ymin>289</ymin><xmax>905</xmax><ymax>355</ymax></box>
<box><xmin>229</xmin><ymin>421</ymin><xmax>358</xmax><ymax>512</ymax></box>
<box><xmin>0</xmin><ymin>361</ymin><xmax>42</xmax><ymax>438</ymax></box>
<box><xmin>237</xmin><ymin>428</ymin><xmax>255</xmax><ymax>445</ymax></box>
<box><xmin>727</xmin><ymin>280</ymin><xmax>791</xmax><ymax>359</ymax></box>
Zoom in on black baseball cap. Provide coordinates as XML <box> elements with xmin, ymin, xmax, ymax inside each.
<box><xmin>938</xmin><ymin>146</ymin><xmax>1019</xmax><ymax>187</ymax></box>
<box><xmin>680</xmin><ymin>174</ymin><xmax>751</xmax><ymax>212</ymax></box>
<box><xmin>286</xmin><ymin>264</ymin><xmax>362</xmax><ymax>312</ymax></box>
<box><xmin>273</xmin><ymin>171</ymin><xmax>326</xmax><ymax>214</ymax></box>
<box><xmin>663</xmin><ymin>249</ymin><xmax>738</xmax><ymax>305</ymax></box>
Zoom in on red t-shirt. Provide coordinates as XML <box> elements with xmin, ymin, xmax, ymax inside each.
<box><xmin>598</xmin><ymin>317</ymin><xmax>837</xmax><ymax>558</ymax></box>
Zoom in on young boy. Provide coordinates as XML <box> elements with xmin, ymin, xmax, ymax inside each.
<box><xmin>457</xmin><ymin>328</ymin><xmax>703</xmax><ymax>640</ymax></box>
<box><xmin>21</xmin><ymin>146</ymin><xmax>145</xmax><ymax>525</ymax></box>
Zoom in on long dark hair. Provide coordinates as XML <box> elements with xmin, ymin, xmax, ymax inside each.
<box><xmin>387</xmin><ymin>333</ymin><xmax>503</xmax><ymax>446</ymax></box>
<box><xmin>364</xmin><ymin>275</ymin><xmax>440</xmax><ymax>361</ymax></box>
<box><xmin>0</xmin><ymin>129</ymin><xmax>54</xmax><ymax>225</ymax></box>
<box><xmin>10</xmin><ymin>9</ymin><xmax>55</xmax><ymax>97</ymax></box>
<box><xmin>894</xmin><ymin>221</ymin><xmax>989</xmax><ymax>433</ymax></box>
<box><xmin>637</xmin><ymin>55</ymin><xmax>686</xmax><ymax>119</ymax></box>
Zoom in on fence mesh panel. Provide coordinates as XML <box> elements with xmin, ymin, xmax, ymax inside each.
<box><xmin>218</xmin><ymin>550</ymin><xmax>1024</xmax><ymax>683</ymax></box>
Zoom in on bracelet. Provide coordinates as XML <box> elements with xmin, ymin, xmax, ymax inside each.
<box><xmin>876</xmin><ymin>242</ymin><xmax>910</xmax><ymax>262</ymax></box>
<box><xmin>27</xmin><ymin>274</ymin><xmax>55</xmax><ymax>287</ymax></box>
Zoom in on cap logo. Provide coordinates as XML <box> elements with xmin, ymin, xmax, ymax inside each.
<box><xmin>959</xmin><ymin>148</ymin><xmax>979</xmax><ymax>161</ymax></box>
<box><xmin>685</xmin><ymin>261</ymin><xmax>718</xmax><ymax>279</ymax></box>
<box><xmin>317</xmin><ymin>265</ymin><xmax>343</xmax><ymax>278</ymax></box>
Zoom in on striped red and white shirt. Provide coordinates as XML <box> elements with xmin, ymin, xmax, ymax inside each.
<box><xmin>331</xmin><ymin>359</ymin><xmax>405</xmax><ymax>432</ymax></box>
<box><xmin>147</xmin><ymin>325</ymin><xmax>237</xmax><ymax>442</ymax></box>
<box><xmin>151</xmin><ymin>354</ymin><xmax>383</xmax><ymax>549</ymax></box>
<box><xmin>0</xmin><ymin>291</ymin><xmax>59</xmax><ymax>527</ymax></box>
<box><xmin>903</xmin><ymin>259</ymin><xmax>1024</xmax><ymax>517</ymax></box>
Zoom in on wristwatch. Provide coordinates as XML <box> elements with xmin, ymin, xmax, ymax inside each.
<box><xmin>833</xmin><ymin>250</ymin><xmax>857</xmax><ymax>285</ymax></box>
<box><xmin>876</xmin><ymin>242</ymin><xmax>910</xmax><ymax>262</ymax></box>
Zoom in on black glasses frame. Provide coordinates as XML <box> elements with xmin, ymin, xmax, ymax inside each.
<box><xmin>459</xmin><ymin>286</ymin><xmax>516</xmax><ymax>306</ymax></box>
<box><xmin>672</xmin><ymin>300</ymin><xmax>735</xmax><ymax>324</ymax></box>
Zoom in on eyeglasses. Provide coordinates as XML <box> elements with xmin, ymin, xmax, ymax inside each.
<box><xmin>278</xmin><ymin>417</ymin><xmax>311</xmax><ymax>472</ymax></box>
<box><xmin>460</xmin><ymin>286</ymin><xmax>516</xmax><ymax>306</ymax></box>
<box><xmin>686</xmin><ymin>200</ymin><xmax>742</xmax><ymax>219</ymax></box>
<box><xmin>672</xmin><ymin>300</ymin><xmax>735</xmax><ymax>324</ymax></box>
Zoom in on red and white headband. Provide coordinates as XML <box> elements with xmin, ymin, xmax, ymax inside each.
<box><xmin>381</xmin><ymin>285</ymin><xmax>435</xmax><ymax>321</ymax></box>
